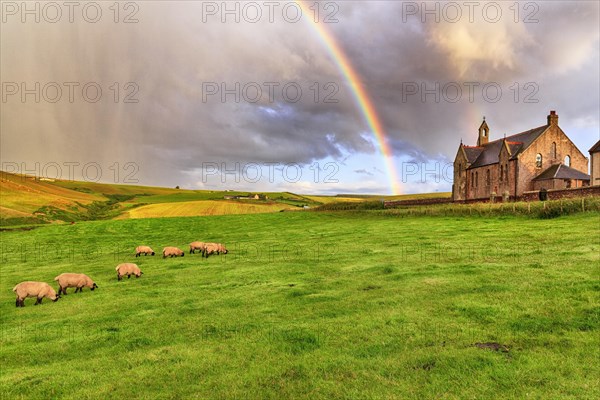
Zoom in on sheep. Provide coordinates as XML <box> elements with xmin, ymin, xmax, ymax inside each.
<box><xmin>163</xmin><ymin>246</ymin><xmax>185</xmax><ymax>258</ymax></box>
<box><xmin>202</xmin><ymin>243</ymin><xmax>228</xmax><ymax>258</ymax></box>
<box><xmin>116</xmin><ymin>263</ymin><xmax>143</xmax><ymax>281</ymax></box>
<box><xmin>135</xmin><ymin>245</ymin><xmax>155</xmax><ymax>257</ymax></box>
<box><xmin>54</xmin><ymin>273</ymin><xmax>98</xmax><ymax>295</ymax></box>
<box><xmin>189</xmin><ymin>241</ymin><xmax>206</xmax><ymax>254</ymax></box>
<box><xmin>13</xmin><ymin>281</ymin><xmax>60</xmax><ymax>307</ymax></box>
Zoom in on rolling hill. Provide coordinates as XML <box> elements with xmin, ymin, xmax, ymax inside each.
<box><xmin>0</xmin><ymin>171</ymin><xmax>451</xmax><ymax>226</ymax></box>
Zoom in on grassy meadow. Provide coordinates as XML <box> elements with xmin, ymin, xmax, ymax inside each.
<box><xmin>1</xmin><ymin>210</ymin><xmax>598</xmax><ymax>399</ymax></box>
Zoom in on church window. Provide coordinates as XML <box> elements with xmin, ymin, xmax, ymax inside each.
<box><xmin>564</xmin><ymin>155</ymin><xmax>571</xmax><ymax>167</ymax></box>
<box><xmin>552</xmin><ymin>142</ymin><xmax>557</xmax><ymax>159</ymax></box>
<box><xmin>536</xmin><ymin>154</ymin><xmax>543</xmax><ymax>168</ymax></box>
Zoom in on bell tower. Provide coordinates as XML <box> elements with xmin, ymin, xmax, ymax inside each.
<box><xmin>477</xmin><ymin>117</ymin><xmax>490</xmax><ymax>146</ymax></box>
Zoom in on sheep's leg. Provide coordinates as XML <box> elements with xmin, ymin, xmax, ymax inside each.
<box><xmin>127</xmin><ymin>274</ymin><xmax>131</xmax><ymax>279</ymax></box>
<box><xmin>117</xmin><ymin>273</ymin><xmax>121</xmax><ymax>281</ymax></box>
<box><xmin>15</xmin><ymin>298</ymin><xmax>20</xmax><ymax>308</ymax></box>
<box><xmin>34</xmin><ymin>297</ymin><xmax>42</xmax><ymax>305</ymax></box>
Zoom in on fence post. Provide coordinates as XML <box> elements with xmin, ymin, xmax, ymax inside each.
<box><xmin>582</xmin><ymin>198</ymin><xmax>585</xmax><ymax>212</ymax></box>
<box><xmin>560</xmin><ymin>200</ymin><xmax>563</xmax><ymax>213</ymax></box>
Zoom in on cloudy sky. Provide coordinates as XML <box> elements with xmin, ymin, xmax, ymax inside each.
<box><xmin>2</xmin><ymin>1</ymin><xmax>599</xmax><ymax>194</ymax></box>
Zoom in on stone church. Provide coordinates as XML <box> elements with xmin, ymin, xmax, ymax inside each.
<box><xmin>453</xmin><ymin>111</ymin><xmax>590</xmax><ymax>201</ymax></box>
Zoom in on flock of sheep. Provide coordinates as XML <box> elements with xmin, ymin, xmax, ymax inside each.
<box><xmin>12</xmin><ymin>241</ymin><xmax>228</xmax><ymax>307</ymax></box>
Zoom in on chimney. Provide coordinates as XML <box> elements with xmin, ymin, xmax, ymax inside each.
<box><xmin>547</xmin><ymin>110</ymin><xmax>558</xmax><ymax>126</ymax></box>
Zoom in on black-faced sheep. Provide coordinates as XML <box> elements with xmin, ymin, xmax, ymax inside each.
<box><xmin>189</xmin><ymin>241</ymin><xmax>206</xmax><ymax>254</ymax></box>
<box><xmin>13</xmin><ymin>281</ymin><xmax>60</xmax><ymax>307</ymax></box>
<box><xmin>116</xmin><ymin>263</ymin><xmax>143</xmax><ymax>281</ymax></box>
<box><xmin>135</xmin><ymin>246</ymin><xmax>155</xmax><ymax>257</ymax></box>
<box><xmin>163</xmin><ymin>247</ymin><xmax>185</xmax><ymax>258</ymax></box>
<box><xmin>54</xmin><ymin>273</ymin><xmax>98</xmax><ymax>295</ymax></box>
<box><xmin>202</xmin><ymin>243</ymin><xmax>228</xmax><ymax>258</ymax></box>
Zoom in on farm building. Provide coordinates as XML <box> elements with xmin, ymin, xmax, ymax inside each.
<box><xmin>453</xmin><ymin>111</ymin><xmax>590</xmax><ymax>201</ymax></box>
<box><xmin>589</xmin><ymin>140</ymin><xmax>600</xmax><ymax>186</ymax></box>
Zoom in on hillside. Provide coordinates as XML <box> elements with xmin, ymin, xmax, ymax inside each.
<box><xmin>0</xmin><ymin>172</ymin><xmax>451</xmax><ymax>226</ymax></box>
<box><xmin>0</xmin><ymin>174</ymin><xmax>325</xmax><ymax>225</ymax></box>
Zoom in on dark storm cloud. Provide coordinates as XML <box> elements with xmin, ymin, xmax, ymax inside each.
<box><xmin>1</xmin><ymin>1</ymin><xmax>598</xmax><ymax>188</ymax></box>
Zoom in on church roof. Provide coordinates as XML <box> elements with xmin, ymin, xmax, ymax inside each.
<box><xmin>466</xmin><ymin>125</ymin><xmax>548</xmax><ymax>169</ymax></box>
<box><xmin>533</xmin><ymin>163</ymin><xmax>590</xmax><ymax>181</ymax></box>
<box><xmin>590</xmin><ymin>140</ymin><xmax>600</xmax><ymax>153</ymax></box>
<box><xmin>462</xmin><ymin>146</ymin><xmax>484</xmax><ymax>163</ymax></box>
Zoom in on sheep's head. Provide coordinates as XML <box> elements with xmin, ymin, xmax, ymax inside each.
<box><xmin>151</xmin><ymin>252</ymin><xmax>155</xmax><ymax>256</ymax></box>
<box><xmin>92</xmin><ymin>283</ymin><xmax>98</xmax><ymax>291</ymax></box>
<box><xmin>136</xmin><ymin>272</ymin><xmax>143</xmax><ymax>277</ymax></box>
<box><xmin>52</xmin><ymin>294</ymin><xmax>61</xmax><ymax>302</ymax></box>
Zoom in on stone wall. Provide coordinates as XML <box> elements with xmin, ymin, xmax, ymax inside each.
<box><xmin>521</xmin><ymin>186</ymin><xmax>600</xmax><ymax>202</ymax></box>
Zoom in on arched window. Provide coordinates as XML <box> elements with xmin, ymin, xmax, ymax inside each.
<box><xmin>552</xmin><ymin>142</ymin><xmax>557</xmax><ymax>159</ymax></box>
<box><xmin>471</xmin><ymin>172</ymin><xmax>474</xmax><ymax>187</ymax></box>
<box><xmin>486</xmin><ymin>170</ymin><xmax>491</xmax><ymax>186</ymax></box>
<box><xmin>536</xmin><ymin>153</ymin><xmax>543</xmax><ymax>168</ymax></box>
<box><xmin>505</xmin><ymin>164</ymin><xmax>509</xmax><ymax>182</ymax></box>
<box><xmin>475</xmin><ymin>172</ymin><xmax>478</xmax><ymax>188</ymax></box>
<box><xmin>564</xmin><ymin>155</ymin><xmax>571</xmax><ymax>167</ymax></box>
<box><xmin>500</xmin><ymin>165</ymin><xmax>504</xmax><ymax>182</ymax></box>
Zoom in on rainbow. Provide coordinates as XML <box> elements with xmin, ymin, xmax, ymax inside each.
<box><xmin>296</xmin><ymin>1</ymin><xmax>401</xmax><ymax>194</ymax></box>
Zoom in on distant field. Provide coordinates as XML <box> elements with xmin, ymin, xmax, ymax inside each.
<box><xmin>303</xmin><ymin>196</ymin><xmax>365</xmax><ymax>204</ymax></box>
<box><xmin>0</xmin><ymin>173</ymin><xmax>101</xmax><ymax>214</ymax></box>
<box><xmin>0</xmin><ymin>211</ymin><xmax>598</xmax><ymax>398</ymax></box>
<box><xmin>0</xmin><ymin>173</ymin><xmax>325</xmax><ymax>225</ymax></box>
<box><xmin>338</xmin><ymin>192</ymin><xmax>452</xmax><ymax>201</ymax></box>
<box><xmin>119</xmin><ymin>200</ymin><xmax>292</xmax><ymax>218</ymax></box>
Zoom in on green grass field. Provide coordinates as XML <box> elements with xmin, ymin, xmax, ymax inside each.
<box><xmin>1</xmin><ymin>211</ymin><xmax>598</xmax><ymax>399</ymax></box>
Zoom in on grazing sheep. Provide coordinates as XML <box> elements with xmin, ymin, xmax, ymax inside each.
<box><xmin>163</xmin><ymin>246</ymin><xmax>185</xmax><ymax>258</ymax></box>
<box><xmin>135</xmin><ymin>246</ymin><xmax>155</xmax><ymax>257</ymax></box>
<box><xmin>13</xmin><ymin>281</ymin><xmax>60</xmax><ymax>307</ymax></box>
<box><xmin>202</xmin><ymin>243</ymin><xmax>228</xmax><ymax>258</ymax></box>
<box><xmin>54</xmin><ymin>273</ymin><xmax>98</xmax><ymax>295</ymax></box>
<box><xmin>189</xmin><ymin>241</ymin><xmax>206</xmax><ymax>254</ymax></box>
<box><xmin>116</xmin><ymin>263</ymin><xmax>143</xmax><ymax>281</ymax></box>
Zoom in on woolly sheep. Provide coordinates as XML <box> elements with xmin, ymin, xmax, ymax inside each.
<box><xmin>202</xmin><ymin>243</ymin><xmax>228</xmax><ymax>258</ymax></box>
<box><xmin>54</xmin><ymin>273</ymin><xmax>98</xmax><ymax>295</ymax></box>
<box><xmin>135</xmin><ymin>246</ymin><xmax>155</xmax><ymax>257</ymax></box>
<box><xmin>116</xmin><ymin>263</ymin><xmax>143</xmax><ymax>281</ymax></box>
<box><xmin>13</xmin><ymin>281</ymin><xmax>60</xmax><ymax>307</ymax></box>
<box><xmin>163</xmin><ymin>246</ymin><xmax>185</xmax><ymax>258</ymax></box>
<box><xmin>189</xmin><ymin>241</ymin><xmax>206</xmax><ymax>254</ymax></box>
